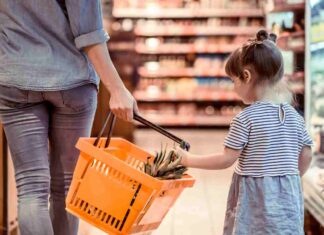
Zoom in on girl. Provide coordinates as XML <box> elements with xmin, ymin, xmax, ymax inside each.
<box><xmin>176</xmin><ymin>30</ymin><xmax>313</xmax><ymax>235</ymax></box>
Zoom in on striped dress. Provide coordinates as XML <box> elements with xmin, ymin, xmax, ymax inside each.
<box><xmin>223</xmin><ymin>101</ymin><xmax>313</xmax><ymax>235</ymax></box>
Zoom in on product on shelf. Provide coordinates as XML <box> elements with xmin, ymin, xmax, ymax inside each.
<box><xmin>113</xmin><ymin>0</ymin><xmax>263</xmax><ymax>10</ymax></box>
<box><xmin>109</xmin><ymin>0</ymin><xmax>265</xmax><ymax>127</ymax></box>
<box><xmin>267</xmin><ymin>0</ymin><xmax>306</xmax><ymax>112</ymax></box>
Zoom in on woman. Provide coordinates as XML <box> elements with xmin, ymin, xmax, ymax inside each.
<box><xmin>0</xmin><ymin>1</ymin><xmax>137</xmax><ymax>234</ymax></box>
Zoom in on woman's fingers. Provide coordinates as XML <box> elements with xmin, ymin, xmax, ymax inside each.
<box><xmin>109</xmin><ymin>87</ymin><xmax>136</xmax><ymax>122</ymax></box>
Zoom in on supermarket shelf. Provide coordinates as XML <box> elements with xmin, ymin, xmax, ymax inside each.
<box><xmin>135</xmin><ymin>26</ymin><xmax>261</xmax><ymax>36</ymax></box>
<box><xmin>280</xmin><ymin>45</ymin><xmax>304</xmax><ymax>53</ymax></box>
<box><xmin>108</xmin><ymin>42</ymin><xmax>135</xmax><ymax>52</ymax></box>
<box><xmin>303</xmin><ymin>167</ymin><xmax>324</xmax><ymax>227</ymax></box>
<box><xmin>113</xmin><ymin>8</ymin><xmax>264</xmax><ymax>19</ymax></box>
<box><xmin>285</xmin><ymin>72</ymin><xmax>304</xmax><ymax>80</ymax></box>
<box><xmin>134</xmin><ymin>91</ymin><xmax>240</xmax><ymax>102</ymax></box>
<box><xmin>135</xmin><ymin>43</ymin><xmax>239</xmax><ymax>54</ymax></box>
<box><xmin>139</xmin><ymin>67</ymin><xmax>227</xmax><ymax>78</ymax></box>
<box><xmin>278</xmin><ymin>31</ymin><xmax>305</xmax><ymax>40</ymax></box>
<box><xmin>310</xmin><ymin>41</ymin><xmax>324</xmax><ymax>52</ymax></box>
<box><xmin>289</xmin><ymin>85</ymin><xmax>304</xmax><ymax>94</ymax></box>
<box><xmin>135</xmin><ymin>114</ymin><xmax>234</xmax><ymax>127</ymax></box>
<box><xmin>271</xmin><ymin>3</ymin><xmax>305</xmax><ymax>13</ymax></box>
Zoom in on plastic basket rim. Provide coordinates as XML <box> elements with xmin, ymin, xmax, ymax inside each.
<box><xmin>76</xmin><ymin>137</ymin><xmax>195</xmax><ymax>189</ymax></box>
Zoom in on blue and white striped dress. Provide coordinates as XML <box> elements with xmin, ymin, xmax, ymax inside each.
<box><xmin>223</xmin><ymin>101</ymin><xmax>313</xmax><ymax>235</ymax></box>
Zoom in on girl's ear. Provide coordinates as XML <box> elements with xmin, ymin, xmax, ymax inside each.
<box><xmin>243</xmin><ymin>69</ymin><xmax>252</xmax><ymax>83</ymax></box>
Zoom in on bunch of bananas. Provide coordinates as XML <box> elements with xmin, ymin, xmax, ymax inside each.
<box><xmin>143</xmin><ymin>147</ymin><xmax>187</xmax><ymax>180</ymax></box>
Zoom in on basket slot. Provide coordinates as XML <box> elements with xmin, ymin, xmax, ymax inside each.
<box><xmin>115</xmin><ymin>220</ymin><xmax>120</xmax><ymax>229</ymax></box>
<box><xmin>83</xmin><ymin>202</ymin><xmax>89</xmax><ymax>212</ymax></box>
<box><xmin>111</xmin><ymin>218</ymin><xmax>116</xmax><ymax>226</ymax></box>
<box><xmin>90</xmin><ymin>159</ymin><xmax>97</xmax><ymax>168</ymax></box>
<box><xmin>125</xmin><ymin>155</ymin><xmax>132</xmax><ymax>164</ymax></box>
<box><xmin>100</xmin><ymin>163</ymin><xmax>106</xmax><ymax>173</ymax></box>
<box><xmin>106</xmin><ymin>215</ymin><xmax>112</xmax><ymax>224</ymax></box>
<box><xmin>68</xmin><ymin>184</ymin><xmax>81</xmax><ymax>206</ymax></box>
<box><xmin>96</xmin><ymin>210</ymin><xmax>102</xmax><ymax>220</ymax></box>
<box><xmin>87</xmin><ymin>205</ymin><xmax>94</xmax><ymax>215</ymax></box>
<box><xmin>129</xmin><ymin>156</ymin><xmax>136</xmax><ymax>167</ymax></box>
<box><xmin>101</xmin><ymin>212</ymin><xmax>107</xmax><ymax>222</ymax></box>
<box><xmin>126</xmin><ymin>155</ymin><xmax>145</xmax><ymax>171</ymax></box>
<box><xmin>73</xmin><ymin>198</ymin><xmax>80</xmax><ymax>207</ymax></box>
<box><xmin>137</xmin><ymin>162</ymin><xmax>144</xmax><ymax>171</ymax></box>
<box><xmin>89</xmin><ymin>158</ymin><xmax>143</xmax><ymax>192</ymax></box>
<box><xmin>134</xmin><ymin>159</ymin><xmax>142</xmax><ymax>169</ymax></box>
<box><xmin>79</xmin><ymin>200</ymin><xmax>84</xmax><ymax>209</ymax></box>
<box><xmin>95</xmin><ymin>161</ymin><xmax>100</xmax><ymax>170</ymax></box>
<box><xmin>105</xmin><ymin>167</ymin><xmax>110</xmax><ymax>175</ymax></box>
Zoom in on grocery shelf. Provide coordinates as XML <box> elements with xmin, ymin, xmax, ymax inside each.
<box><xmin>271</xmin><ymin>3</ymin><xmax>305</xmax><ymax>13</ymax></box>
<box><xmin>135</xmin><ymin>114</ymin><xmax>234</xmax><ymax>127</ymax></box>
<box><xmin>138</xmin><ymin>67</ymin><xmax>227</xmax><ymax>78</ymax></box>
<box><xmin>303</xmin><ymin>167</ymin><xmax>324</xmax><ymax>227</ymax></box>
<box><xmin>109</xmin><ymin>3</ymin><xmax>265</xmax><ymax>128</ymax></box>
<box><xmin>285</xmin><ymin>72</ymin><xmax>304</xmax><ymax>80</ymax></box>
<box><xmin>108</xmin><ymin>42</ymin><xmax>135</xmax><ymax>52</ymax></box>
<box><xmin>134</xmin><ymin>91</ymin><xmax>240</xmax><ymax>102</ymax></box>
<box><xmin>280</xmin><ymin>46</ymin><xmax>305</xmax><ymax>53</ymax></box>
<box><xmin>278</xmin><ymin>31</ymin><xmax>305</xmax><ymax>40</ymax></box>
<box><xmin>113</xmin><ymin>8</ymin><xmax>264</xmax><ymax>19</ymax></box>
<box><xmin>135</xmin><ymin>43</ymin><xmax>239</xmax><ymax>54</ymax></box>
<box><xmin>134</xmin><ymin>26</ymin><xmax>261</xmax><ymax>36</ymax></box>
<box><xmin>310</xmin><ymin>41</ymin><xmax>324</xmax><ymax>52</ymax></box>
<box><xmin>289</xmin><ymin>84</ymin><xmax>304</xmax><ymax>94</ymax></box>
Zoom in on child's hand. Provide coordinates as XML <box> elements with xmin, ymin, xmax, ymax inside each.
<box><xmin>176</xmin><ymin>146</ymin><xmax>189</xmax><ymax>167</ymax></box>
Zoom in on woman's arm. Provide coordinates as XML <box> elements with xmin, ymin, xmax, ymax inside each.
<box><xmin>64</xmin><ymin>0</ymin><xmax>137</xmax><ymax>121</ymax></box>
<box><xmin>176</xmin><ymin>147</ymin><xmax>240</xmax><ymax>170</ymax></box>
<box><xmin>84</xmin><ymin>43</ymin><xmax>138</xmax><ymax>121</ymax></box>
<box><xmin>298</xmin><ymin>146</ymin><xmax>312</xmax><ymax>176</ymax></box>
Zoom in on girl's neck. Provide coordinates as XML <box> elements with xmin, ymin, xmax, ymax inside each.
<box><xmin>254</xmin><ymin>80</ymin><xmax>292</xmax><ymax>105</ymax></box>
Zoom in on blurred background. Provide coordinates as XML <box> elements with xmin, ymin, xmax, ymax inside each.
<box><xmin>1</xmin><ymin>0</ymin><xmax>324</xmax><ymax>234</ymax></box>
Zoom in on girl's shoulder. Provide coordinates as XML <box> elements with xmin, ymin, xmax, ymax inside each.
<box><xmin>235</xmin><ymin>102</ymin><xmax>303</xmax><ymax>124</ymax></box>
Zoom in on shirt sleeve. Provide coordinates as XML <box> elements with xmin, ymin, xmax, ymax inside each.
<box><xmin>65</xmin><ymin>0</ymin><xmax>110</xmax><ymax>49</ymax></box>
<box><xmin>224</xmin><ymin>116</ymin><xmax>249</xmax><ymax>150</ymax></box>
<box><xmin>301</xmin><ymin>127</ymin><xmax>313</xmax><ymax>147</ymax></box>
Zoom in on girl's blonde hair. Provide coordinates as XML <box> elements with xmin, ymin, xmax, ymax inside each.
<box><xmin>225</xmin><ymin>29</ymin><xmax>294</xmax><ymax>104</ymax></box>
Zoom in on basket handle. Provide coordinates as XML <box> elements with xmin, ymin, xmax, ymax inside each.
<box><xmin>94</xmin><ymin>112</ymin><xmax>190</xmax><ymax>150</ymax></box>
<box><xmin>133</xmin><ymin>113</ymin><xmax>190</xmax><ymax>150</ymax></box>
<box><xmin>94</xmin><ymin>112</ymin><xmax>116</xmax><ymax>148</ymax></box>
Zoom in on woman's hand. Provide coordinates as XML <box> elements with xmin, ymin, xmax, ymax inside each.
<box><xmin>109</xmin><ymin>86</ymin><xmax>139</xmax><ymax>121</ymax></box>
<box><xmin>84</xmin><ymin>42</ymin><xmax>139</xmax><ymax>122</ymax></box>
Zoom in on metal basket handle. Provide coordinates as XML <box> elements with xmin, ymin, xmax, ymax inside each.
<box><xmin>94</xmin><ymin>112</ymin><xmax>190</xmax><ymax>150</ymax></box>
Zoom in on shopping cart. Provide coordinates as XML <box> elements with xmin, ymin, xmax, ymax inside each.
<box><xmin>65</xmin><ymin>112</ymin><xmax>195</xmax><ymax>235</ymax></box>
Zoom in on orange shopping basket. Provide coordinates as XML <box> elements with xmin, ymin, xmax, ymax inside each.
<box><xmin>66</xmin><ymin>112</ymin><xmax>195</xmax><ymax>234</ymax></box>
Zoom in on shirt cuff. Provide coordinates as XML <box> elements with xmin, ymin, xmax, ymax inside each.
<box><xmin>74</xmin><ymin>29</ymin><xmax>110</xmax><ymax>49</ymax></box>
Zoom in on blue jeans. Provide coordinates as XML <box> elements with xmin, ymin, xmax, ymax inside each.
<box><xmin>0</xmin><ymin>84</ymin><xmax>98</xmax><ymax>235</ymax></box>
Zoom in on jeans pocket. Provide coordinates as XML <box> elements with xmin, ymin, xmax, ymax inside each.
<box><xmin>60</xmin><ymin>84</ymin><xmax>98</xmax><ymax>112</ymax></box>
<box><xmin>0</xmin><ymin>85</ymin><xmax>29</xmax><ymax>108</ymax></box>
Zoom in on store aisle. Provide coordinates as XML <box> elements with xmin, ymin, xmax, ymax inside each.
<box><xmin>80</xmin><ymin>129</ymin><xmax>234</xmax><ymax>235</ymax></box>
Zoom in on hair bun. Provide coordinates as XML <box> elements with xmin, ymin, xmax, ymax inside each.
<box><xmin>269</xmin><ymin>33</ymin><xmax>277</xmax><ymax>43</ymax></box>
<box><xmin>256</xmin><ymin>30</ymin><xmax>269</xmax><ymax>41</ymax></box>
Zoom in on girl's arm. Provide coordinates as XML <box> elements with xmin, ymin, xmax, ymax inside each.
<box><xmin>176</xmin><ymin>147</ymin><xmax>241</xmax><ymax>170</ymax></box>
<box><xmin>298</xmin><ymin>146</ymin><xmax>312</xmax><ymax>176</ymax></box>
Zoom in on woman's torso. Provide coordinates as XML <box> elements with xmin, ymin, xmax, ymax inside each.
<box><xmin>0</xmin><ymin>0</ymin><xmax>98</xmax><ymax>91</ymax></box>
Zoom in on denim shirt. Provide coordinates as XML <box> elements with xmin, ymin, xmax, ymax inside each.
<box><xmin>0</xmin><ymin>0</ymin><xmax>109</xmax><ymax>91</ymax></box>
